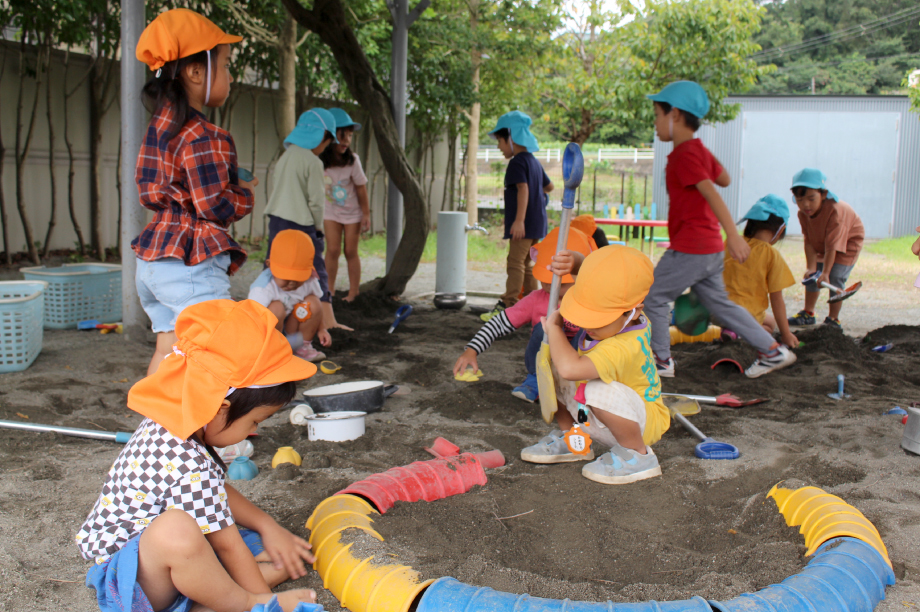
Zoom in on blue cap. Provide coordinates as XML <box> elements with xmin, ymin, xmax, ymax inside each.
<box><xmin>284</xmin><ymin>108</ymin><xmax>338</xmax><ymax>150</ymax></box>
<box><xmin>742</xmin><ymin>194</ymin><xmax>789</xmax><ymax>224</ymax></box>
<box><xmin>791</xmin><ymin>168</ymin><xmax>838</xmax><ymax>202</ymax></box>
<box><xmin>329</xmin><ymin>107</ymin><xmax>361</xmax><ymax>132</ymax></box>
<box><xmin>646</xmin><ymin>80</ymin><xmax>710</xmax><ymax>119</ymax></box>
<box><xmin>488</xmin><ymin>110</ymin><xmax>540</xmax><ymax>153</ymax></box>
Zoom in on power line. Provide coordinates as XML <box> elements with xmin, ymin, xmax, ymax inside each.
<box><xmin>751</xmin><ymin>5</ymin><xmax>920</xmax><ymax>62</ymax></box>
<box><xmin>770</xmin><ymin>50</ymin><xmax>920</xmax><ymax>74</ymax></box>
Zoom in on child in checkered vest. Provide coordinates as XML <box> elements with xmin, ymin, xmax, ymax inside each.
<box><xmin>76</xmin><ymin>300</ymin><xmax>319</xmax><ymax>612</ymax></box>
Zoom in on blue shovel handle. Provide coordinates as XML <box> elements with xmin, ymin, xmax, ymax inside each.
<box><xmin>388</xmin><ymin>304</ymin><xmax>413</xmax><ymax>333</ymax></box>
<box><xmin>561</xmin><ymin>143</ymin><xmax>584</xmax><ymax>210</ymax></box>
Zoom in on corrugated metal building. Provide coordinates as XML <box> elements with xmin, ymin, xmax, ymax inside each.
<box><xmin>651</xmin><ymin>95</ymin><xmax>920</xmax><ymax>238</ymax></box>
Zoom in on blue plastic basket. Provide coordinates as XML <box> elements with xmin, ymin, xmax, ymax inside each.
<box><xmin>0</xmin><ymin>281</ymin><xmax>46</xmax><ymax>372</ymax></box>
<box><xmin>20</xmin><ymin>264</ymin><xmax>121</xmax><ymax>329</ymax></box>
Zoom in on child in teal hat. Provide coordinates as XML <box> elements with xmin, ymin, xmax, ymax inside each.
<box><xmin>264</xmin><ymin>108</ymin><xmax>353</xmax><ymax>341</ymax></box>
<box><xmin>481</xmin><ymin>110</ymin><xmax>554</xmax><ymax>322</ymax></box>
<box><xmin>320</xmin><ymin>107</ymin><xmax>370</xmax><ymax>303</ymax></box>
<box><xmin>644</xmin><ymin>81</ymin><xmax>796</xmax><ymax>379</ymax></box>
<box><xmin>787</xmin><ymin>168</ymin><xmax>864</xmax><ymax>330</ymax></box>
<box><xmin>722</xmin><ymin>194</ymin><xmax>799</xmax><ymax>348</ymax></box>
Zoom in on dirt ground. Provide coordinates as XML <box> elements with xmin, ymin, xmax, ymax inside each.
<box><xmin>1</xmin><ymin>261</ymin><xmax>919</xmax><ymax>611</ymax></box>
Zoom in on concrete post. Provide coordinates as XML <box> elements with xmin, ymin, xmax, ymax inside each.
<box><xmin>435</xmin><ymin>212</ymin><xmax>467</xmax><ymax>296</ymax></box>
<box><xmin>120</xmin><ymin>0</ymin><xmax>147</xmax><ymax>340</ymax></box>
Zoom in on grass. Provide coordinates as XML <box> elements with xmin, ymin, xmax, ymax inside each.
<box><xmin>358</xmin><ymin>227</ymin><xmax>508</xmax><ymax>266</ymax></box>
<box><xmin>864</xmin><ymin>235</ymin><xmax>920</xmax><ymax>264</ymax></box>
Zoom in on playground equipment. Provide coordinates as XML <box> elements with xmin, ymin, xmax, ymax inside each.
<box><xmin>434</xmin><ymin>211</ymin><xmax>489</xmax><ymax>310</ymax></box>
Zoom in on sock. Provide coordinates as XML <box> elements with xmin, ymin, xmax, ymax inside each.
<box><xmin>286</xmin><ymin>331</ymin><xmax>304</xmax><ymax>351</ymax></box>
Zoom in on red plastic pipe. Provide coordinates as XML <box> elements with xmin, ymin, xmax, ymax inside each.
<box><xmin>337</xmin><ymin>451</ymin><xmax>505</xmax><ymax>514</ymax></box>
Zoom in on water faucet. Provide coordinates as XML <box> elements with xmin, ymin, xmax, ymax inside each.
<box><xmin>465</xmin><ymin>223</ymin><xmax>489</xmax><ymax>235</ymax></box>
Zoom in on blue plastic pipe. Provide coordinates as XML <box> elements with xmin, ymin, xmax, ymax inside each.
<box><xmin>417</xmin><ymin>578</ymin><xmax>714</xmax><ymax>612</ymax></box>
<box><xmin>709</xmin><ymin>538</ymin><xmax>895</xmax><ymax>612</ymax></box>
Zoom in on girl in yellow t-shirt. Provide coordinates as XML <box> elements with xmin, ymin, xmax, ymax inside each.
<box><xmin>722</xmin><ymin>195</ymin><xmax>798</xmax><ymax>349</ymax></box>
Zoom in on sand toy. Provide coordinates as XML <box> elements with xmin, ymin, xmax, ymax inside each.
<box><xmin>388</xmin><ymin>304</ymin><xmax>413</xmax><ymax>333</ymax></box>
<box><xmin>828</xmin><ymin>374</ymin><xmax>851</xmax><ymax>400</ymax></box>
<box><xmin>0</xmin><ymin>419</ymin><xmax>132</xmax><ymax>443</ymax></box>
<box><xmin>802</xmin><ymin>271</ymin><xmax>862</xmax><ymax>303</ymax></box>
<box><xmin>661</xmin><ymin>392</ymin><xmax>768</xmax><ymax>408</ymax></box>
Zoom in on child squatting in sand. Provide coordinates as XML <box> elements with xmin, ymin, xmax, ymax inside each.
<box><xmin>520</xmin><ymin>245</ymin><xmax>670</xmax><ymax>484</ymax></box>
<box><xmin>76</xmin><ymin>300</ymin><xmax>319</xmax><ymax>612</ymax></box>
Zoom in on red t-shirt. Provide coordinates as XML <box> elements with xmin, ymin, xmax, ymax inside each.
<box><xmin>665</xmin><ymin>139</ymin><xmax>724</xmax><ymax>254</ymax></box>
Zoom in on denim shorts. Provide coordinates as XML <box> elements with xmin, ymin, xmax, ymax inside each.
<box><xmin>136</xmin><ymin>253</ymin><xmax>231</xmax><ymax>333</ymax></box>
<box><xmin>804</xmin><ymin>262</ymin><xmax>854</xmax><ymax>293</ymax></box>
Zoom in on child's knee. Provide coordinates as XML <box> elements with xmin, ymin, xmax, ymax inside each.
<box><xmin>142</xmin><ymin>510</ymin><xmax>205</xmax><ymax>556</ymax></box>
<box><xmin>267</xmin><ymin>300</ymin><xmax>286</xmax><ymax>323</ymax></box>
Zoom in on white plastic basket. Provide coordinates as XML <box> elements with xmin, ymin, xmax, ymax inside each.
<box><xmin>20</xmin><ymin>263</ymin><xmax>121</xmax><ymax>329</ymax></box>
<box><xmin>0</xmin><ymin>281</ymin><xmax>47</xmax><ymax>372</ymax></box>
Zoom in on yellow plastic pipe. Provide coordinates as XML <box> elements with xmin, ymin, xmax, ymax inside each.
<box><xmin>306</xmin><ymin>495</ymin><xmax>433</xmax><ymax>612</ymax></box>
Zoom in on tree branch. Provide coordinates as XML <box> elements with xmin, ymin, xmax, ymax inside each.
<box><xmin>408</xmin><ymin>0</ymin><xmax>431</xmax><ymax>25</ymax></box>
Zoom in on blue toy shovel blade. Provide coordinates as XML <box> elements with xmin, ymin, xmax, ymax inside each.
<box><xmin>77</xmin><ymin>319</ymin><xmax>101</xmax><ymax>330</ymax></box>
<box><xmin>695</xmin><ymin>439</ymin><xmax>740</xmax><ymax>460</ymax></box>
<box><xmin>388</xmin><ymin>304</ymin><xmax>413</xmax><ymax>334</ymax></box>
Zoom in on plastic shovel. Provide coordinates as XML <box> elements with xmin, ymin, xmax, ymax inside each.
<box><xmin>802</xmin><ymin>271</ymin><xmax>862</xmax><ymax>303</ymax></box>
<box><xmin>388</xmin><ymin>304</ymin><xmax>413</xmax><ymax>333</ymax></box>
<box><xmin>0</xmin><ymin>419</ymin><xmax>132</xmax><ymax>443</ymax></box>
<box><xmin>537</xmin><ymin>142</ymin><xmax>584</xmax><ymax>424</ymax></box>
<box><xmin>661</xmin><ymin>392</ymin><xmax>768</xmax><ymax>408</ymax></box>
<box><xmin>668</xmin><ymin>410</ymin><xmax>740</xmax><ymax>460</ymax></box>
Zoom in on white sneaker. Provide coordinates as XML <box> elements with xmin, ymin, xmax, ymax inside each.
<box><xmin>582</xmin><ymin>445</ymin><xmax>661</xmax><ymax>485</ymax></box>
<box><xmin>655</xmin><ymin>356</ymin><xmax>675</xmax><ymax>378</ymax></box>
<box><xmin>520</xmin><ymin>430</ymin><xmax>595</xmax><ymax>464</ymax></box>
<box><xmin>745</xmin><ymin>345</ymin><xmax>797</xmax><ymax>379</ymax></box>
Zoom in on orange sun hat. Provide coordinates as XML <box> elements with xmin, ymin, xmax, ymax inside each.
<box><xmin>269</xmin><ymin>230</ymin><xmax>315</xmax><ymax>282</ymax></box>
<box><xmin>128</xmin><ymin>299</ymin><xmax>316</xmax><ymax>439</ymax></box>
<box><xmin>136</xmin><ymin>8</ymin><xmax>243</xmax><ymax>72</ymax></box>
<box><xmin>531</xmin><ymin>226</ymin><xmax>594</xmax><ymax>284</ymax></box>
<box><xmin>560</xmin><ymin>245</ymin><xmax>654</xmax><ymax>329</ymax></box>
<box><xmin>570</xmin><ymin>215</ymin><xmax>599</xmax><ymax>249</ymax></box>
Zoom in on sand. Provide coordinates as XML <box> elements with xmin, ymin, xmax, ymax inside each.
<box><xmin>0</xmin><ymin>262</ymin><xmax>919</xmax><ymax>611</ymax></box>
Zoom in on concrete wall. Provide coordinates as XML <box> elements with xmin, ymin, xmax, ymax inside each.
<box><xmin>0</xmin><ymin>42</ymin><xmax>459</xmax><ymax>256</ymax></box>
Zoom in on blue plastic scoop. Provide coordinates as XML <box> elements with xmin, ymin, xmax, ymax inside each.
<box><xmin>671</xmin><ymin>411</ymin><xmax>740</xmax><ymax>460</ymax></box>
<box><xmin>388</xmin><ymin>304</ymin><xmax>413</xmax><ymax>333</ymax></box>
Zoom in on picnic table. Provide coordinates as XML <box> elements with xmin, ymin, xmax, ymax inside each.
<box><xmin>595</xmin><ymin>218</ymin><xmax>668</xmax><ymax>254</ymax></box>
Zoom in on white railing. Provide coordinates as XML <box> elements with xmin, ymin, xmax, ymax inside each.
<box><xmin>597</xmin><ymin>148</ymin><xmax>654</xmax><ymax>162</ymax></box>
<box><xmin>477</xmin><ymin>148</ymin><xmax>561</xmax><ymax>162</ymax></box>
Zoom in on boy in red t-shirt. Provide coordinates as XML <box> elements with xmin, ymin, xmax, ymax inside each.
<box><xmin>644</xmin><ymin>81</ymin><xmax>796</xmax><ymax>379</ymax></box>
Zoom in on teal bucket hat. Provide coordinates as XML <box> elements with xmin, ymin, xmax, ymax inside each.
<box><xmin>329</xmin><ymin>107</ymin><xmax>361</xmax><ymax>132</ymax></box>
<box><xmin>791</xmin><ymin>168</ymin><xmax>838</xmax><ymax>202</ymax></box>
<box><xmin>284</xmin><ymin>108</ymin><xmax>338</xmax><ymax>150</ymax></box>
<box><xmin>489</xmin><ymin>110</ymin><xmax>540</xmax><ymax>153</ymax></box>
<box><xmin>742</xmin><ymin>194</ymin><xmax>790</xmax><ymax>224</ymax></box>
<box><xmin>646</xmin><ymin>80</ymin><xmax>710</xmax><ymax>119</ymax></box>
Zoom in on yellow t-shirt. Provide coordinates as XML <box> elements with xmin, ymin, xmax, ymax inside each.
<box><xmin>581</xmin><ymin>321</ymin><xmax>670</xmax><ymax>445</ymax></box>
<box><xmin>723</xmin><ymin>237</ymin><xmax>795</xmax><ymax>324</ymax></box>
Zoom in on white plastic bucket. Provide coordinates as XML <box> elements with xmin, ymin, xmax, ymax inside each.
<box><xmin>306</xmin><ymin>411</ymin><xmax>366</xmax><ymax>442</ymax></box>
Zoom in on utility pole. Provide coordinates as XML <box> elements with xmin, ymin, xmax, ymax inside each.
<box><xmin>811</xmin><ymin>76</ymin><xmax>816</xmax><ymax>95</ymax></box>
<box><xmin>385</xmin><ymin>0</ymin><xmax>430</xmax><ymax>272</ymax></box>
<box><xmin>120</xmin><ymin>0</ymin><xmax>147</xmax><ymax>339</ymax></box>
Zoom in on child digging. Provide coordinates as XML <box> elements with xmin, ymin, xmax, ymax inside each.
<box><xmin>133</xmin><ymin>9</ymin><xmax>256</xmax><ymax>376</ymax></box>
<box><xmin>248</xmin><ymin>229</ymin><xmax>330</xmax><ymax>362</ymax></box>
<box><xmin>453</xmin><ymin>226</ymin><xmax>595</xmax><ymax>402</ymax></box>
<box><xmin>481</xmin><ymin>111</ymin><xmax>554</xmax><ymax>322</ymax></box>
<box><xmin>645</xmin><ymin>81</ymin><xmax>796</xmax><ymax>379</ymax></box>
<box><xmin>520</xmin><ymin>245</ymin><xmax>670</xmax><ymax>485</ymax></box>
<box><xmin>722</xmin><ymin>194</ymin><xmax>799</xmax><ymax>348</ymax></box>
<box><xmin>76</xmin><ymin>300</ymin><xmax>319</xmax><ymax>612</ymax></box>
<box><xmin>786</xmin><ymin>168</ymin><xmax>865</xmax><ymax>331</ymax></box>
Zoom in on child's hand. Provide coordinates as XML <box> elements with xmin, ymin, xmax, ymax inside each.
<box><xmin>541</xmin><ymin>309</ymin><xmax>562</xmax><ymax>330</ymax></box>
<box><xmin>453</xmin><ymin>348</ymin><xmax>479</xmax><ymax>376</ymax></box>
<box><xmin>781</xmin><ymin>330</ymin><xmax>799</xmax><ymax>349</ymax></box>
<box><xmin>725</xmin><ymin>234</ymin><xmax>750</xmax><ymax>263</ymax></box>
<box><xmin>911</xmin><ymin>226</ymin><xmax>920</xmax><ymax>259</ymax></box>
<box><xmin>317</xmin><ymin>329</ymin><xmax>332</xmax><ymax>347</ymax></box>
<box><xmin>275</xmin><ymin>589</ymin><xmax>318</xmax><ymax>611</ymax></box>
<box><xmin>240</xmin><ymin>177</ymin><xmax>259</xmax><ymax>192</ymax></box>
<box><xmin>550</xmin><ymin>250</ymin><xmax>585</xmax><ymax>278</ymax></box>
<box><xmin>510</xmin><ymin>220</ymin><xmax>526</xmax><ymax>240</ymax></box>
<box><xmin>817</xmin><ymin>270</ymin><xmax>831</xmax><ymax>289</ymax></box>
<box><xmin>361</xmin><ymin>214</ymin><xmax>371</xmax><ymax>233</ymax></box>
<box><xmin>260</xmin><ymin>522</ymin><xmax>315</xmax><ymax>580</ymax></box>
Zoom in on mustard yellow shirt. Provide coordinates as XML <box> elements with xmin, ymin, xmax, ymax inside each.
<box><xmin>723</xmin><ymin>237</ymin><xmax>795</xmax><ymax>324</ymax></box>
<box><xmin>581</xmin><ymin>320</ymin><xmax>670</xmax><ymax>445</ymax></box>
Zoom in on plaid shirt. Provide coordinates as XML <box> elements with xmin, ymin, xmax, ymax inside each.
<box><xmin>132</xmin><ymin>103</ymin><xmax>252</xmax><ymax>273</ymax></box>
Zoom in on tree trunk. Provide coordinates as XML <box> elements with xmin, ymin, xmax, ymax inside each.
<box><xmin>115</xmin><ymin>123</ymin><xmax>122</xmax><ymax>254</ymax></box>
<box><xmin>89</xmin><ymin>63</ymin><xmax>104</xmax><ymax>260</ymax></box>
<box><xmin>63</xmin><ymin>57</ymin><xmax>87</xmax><ymax>257</ymax></box>
<box><xmin>282</xmin><ymin>0</ymin><xmax>429</xmax><ymax>296</ymax></box>
<box><xmin>276</xmin><ymin>13</ymin><xmax>298</xmax><ymax>139</ymax></box>
<box><xmin>0</xmin><ymin>50</ymin><xmax>10</xmax><ymax>264</ymax></box>
<box><xmin>15</xmin><ymin>39</ymin><xmax>44</xmax><ymax>265</ymax></box>
<box><xmin>42</xmin><ymin>61</ymin><xmax>57</xmax><ymax>258</ymax></box>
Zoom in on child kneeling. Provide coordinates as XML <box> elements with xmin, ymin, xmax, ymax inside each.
<box><xmin>521</xmin><ymin>245</ymin><xmax>670</xmax><ymax>485</ymax></box>
<box><xmin>76</xmin><ymin>300</ymin><xmax>318</xmax><ymax>612</ymax></box>
<box><xmin>249</xmin><ymin>229</ymin><xmax>331</xmax><ymax>362</ymax></box>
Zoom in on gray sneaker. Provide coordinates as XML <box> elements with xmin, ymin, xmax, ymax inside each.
<box><xmin>745</xmin><ymin>344</ymin><xmax>797</xmax><ymax>379</ymax></box>
<box><xmin>582</xmin><ymin>445</ymin><xmax>661</xmax><ymax>484</ymax></box>
<box><xmin>520</xmin><ymin>430</ymin><xmax>595</xmax><ymax>464</ymax></box>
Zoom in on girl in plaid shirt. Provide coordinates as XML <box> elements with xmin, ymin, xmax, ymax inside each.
<box><xmin>132</xmin><ymin>9</ymin><xmax>256</xmax><ymax>377</ymax></box>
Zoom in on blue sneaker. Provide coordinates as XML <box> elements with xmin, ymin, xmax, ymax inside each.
<box><xmin>511</xmin><ymin>373</ymin><xmax>539</xmax><ymax>403</ymax></box>
<box><xmin>582</xmin><ymin>445</ymin><xmax>661</xmax><ymax>484</ymax></box>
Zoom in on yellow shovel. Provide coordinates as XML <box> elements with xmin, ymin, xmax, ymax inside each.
<box><xmin>537</xmin><ymin>143</ymin><xmax>584</xmax><ymax>423</ymax></box>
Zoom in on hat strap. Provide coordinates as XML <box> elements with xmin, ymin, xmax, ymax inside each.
<box><xmin>204</xmin><ymin>49</ymin><xmax>211</xmax><ymax>106</ymax></box>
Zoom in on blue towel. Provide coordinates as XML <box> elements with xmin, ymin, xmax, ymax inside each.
<box><xmin>86</xmin><ymin>528</ymin><xmax>308</xmax><ymax>612</ymax></box>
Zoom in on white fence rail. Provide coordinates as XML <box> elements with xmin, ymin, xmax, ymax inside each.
<box><xmin>477</xmin><ymin>148</ymin><xmax>561</xmax><ymax>162</ymax></box>
<box><xmin>597</xmin><ymin>148</ymin><xmax>654</xmax><ymax>162</ymax></box>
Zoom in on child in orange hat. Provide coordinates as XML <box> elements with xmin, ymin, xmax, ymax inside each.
<box><xmin>133</xmin><ymin>9</ymin><xmax>256</xmax><ymax>377</ymax></box>
<box><xmin>77</xmin><ymin>299</ymin><xmax>319</xmax><ymax>612</ymax></box>
<box><xmin>453</xmin><ymin>227</ymin><xmax>594</xmax><ymax>402</ymax></box>
<box><xmin>248</xmin><ymin>229</ymin><xmax>331</xmax><ymax>362</ymax></box>
<box><xmin>570</xmin><ymin>214</ymin><xmax>610</xmax><ymax>249</ymax></box>
<box><xmin>521</xmin><ymin>245</ymin><xmax>669</xmax><ymax>485</ymax></box>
